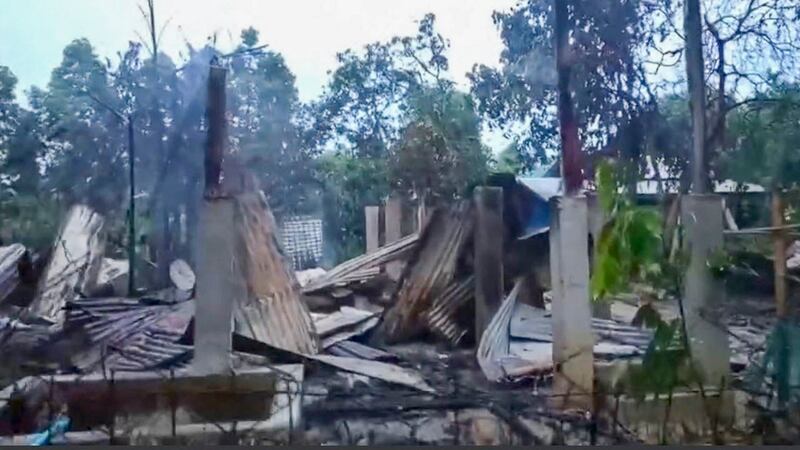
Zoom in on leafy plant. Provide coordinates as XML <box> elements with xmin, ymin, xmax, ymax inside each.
<box><xmin>591</xmin><ymin>161</ymin><xmax>663</xmax><ymax>301</ymax></box>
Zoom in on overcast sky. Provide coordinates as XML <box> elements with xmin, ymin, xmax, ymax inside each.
<box><xmin>0</xmin><ymin>0</ymin><xmax>517</xmax><ymax>102</ymax></box>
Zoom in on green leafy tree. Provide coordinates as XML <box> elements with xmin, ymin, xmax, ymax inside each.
<box><xmin>311</xmin><ymin>14</ymin><xmax>489</xmax><ymax>261</ymax></box>
<box><xmin>469</xmin><ymin>0</ymin><xmax>660</xmax><ymax>168</ymax></box>
<box><xmin>718</xmin><ymin>82</ymin><xmax>800</xmax><ymax>191</ymax></box>
<box><xmin>389</xmin><ymin>89</ymin><xmax>489</xmax><ymax>204</ymax></box>
<box><xmin>228</xmin><ymin>28</ymin><xmax>316</xmax><ymax>215</ymax></box>
<box><xmin>37</xmin><ymin>38</ymin><xmax>128</xmax><ymax>213</ymax></box>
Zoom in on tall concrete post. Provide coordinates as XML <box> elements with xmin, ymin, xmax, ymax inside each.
<box><xmin>681</xmin><ymin>194</ymin><xmax>729</xmax><ymax>386</ymax></box>
<box><xmin>194</xmin><ymin>199</ymin><xmax>242</xmax><ymax>374</ymax></box>
<box><xmin>365</xmin><ymin>206</ymin><xmax>380</xmax><ymax>254</ymax></box>
<box><xmin>384</xmin><ymin>196</ymin><xmax>403</xmax><ymax>280</ymax></box>
<box><xmin>474</xmin><ymin>187</ymin><xmax>504</xmax><ymax>342</ymax></box>
<box><xmin>549</xmin><ymin>195</ymin><xmax>594</xmax><ymax>409</ymax></box>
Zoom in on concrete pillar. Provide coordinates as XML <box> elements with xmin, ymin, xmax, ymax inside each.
<box><xmin>681</xmin><ymin>194</ymin><xmax>730</xmax><ymax>386</ymax></box>
<box><xmin>474</xmin><ymin>187</ymin><xmax>505</xmax><ymax>342</ymax></box>
<box><xmin>549</xmin><ymin>195</ymin><xmax>594</xmax><ymax>410</ymax></box>
<box><xmin>384</xmin><ymin>196</ymin><xmax>403</xmax><ymax>280</ymax></box>
<box><xmin>365</xmin><ymin>206</ymin><xmax>380</xmax><ymax>254</ymax></box>
<box><xmin>193</xmin><ymin>199</ymin><xmax>242</xmax><ymax>375</ymax></box>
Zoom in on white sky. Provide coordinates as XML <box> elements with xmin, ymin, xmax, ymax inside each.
<box><xmin>0</xmin><ymin>0</ymin><xmax>517</xmax><ymax>103</ymax></box>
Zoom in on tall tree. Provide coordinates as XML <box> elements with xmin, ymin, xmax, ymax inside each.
<box><xmin>37</xmin><ymin>38</ymin><xmax>128</xmax><ymax>213</ymax></box>
<box><xmin>228</xmin><ymin>28</ymin><xmax>315</xmax><ymax>215</ymax></box>
<box><xmin>648</xmin><ymin>0</ymin><xmax>800</xmax><ymax>178</ymax></box>
<box><xmin>470</xmin><ymin>0</ymin><xmax>659</xmax><ymax>169</ymax></box>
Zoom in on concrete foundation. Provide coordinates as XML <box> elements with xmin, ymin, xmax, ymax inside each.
<box><xmin>548</xmin><ymin>195</ymin><xmax>594</xmax><ymax>410</ymax></box>
<box><xmin>681</xmin><ymin>194</ymin><xmax>730</xmax><ymax>386</ymax></box>
<box><xmin>194</xmin><ymin>199</ymin><xmax>242</xmax><ymax>375</ymax></box>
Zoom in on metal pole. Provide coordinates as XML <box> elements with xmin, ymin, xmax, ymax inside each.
<box><xmin>554</xmin><ymin>0</ymin><xmax>583</xmax><ymax>195</ymax></box>
<box><xmin>127</xmin><ymin>117</ymin><xmax>136</xmax><ymax>296</ymax></box>
<box><xmin>684</xmin><ymin>0</ymin><xmax>708</xmax><ymax>193</ymax></box>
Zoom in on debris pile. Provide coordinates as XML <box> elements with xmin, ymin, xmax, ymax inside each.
<box><xmin>0</xmin><ymin>187</ymin><xmax>779</xmax><ymax>445</ymax></box>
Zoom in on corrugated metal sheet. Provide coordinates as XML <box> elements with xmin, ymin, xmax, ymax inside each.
<box><xmin>425</xmin><ymin>275</ymin><xmax>474</xmax><ymax>345</ymax></box>
<box><xmin>510</xmin><ymin>303</ymin><xmax>654</xmax><ymax>351</ymax></box>
<box><xmin>233</xmin><ymin>192</ymin><xmax>319</xmax><ymax>355</ymax></box>
<box><xmin>477</xmin><ymin>279</ymin><xmax>522</xmax><ymax>382</ymax></box>
<box><xmin>302</xmin><ymin>233</ymin><xmax>419</xmax><ymax>294</ymax></box>
<box><xmin>381</xmin><ymin>203</ymin><xmax>472</xmax><ymax>343</ymax></box>
<box><xmin>64</xmin><ymin>297</ymin><xmax>193</xmax><ymax>371</ymax></box>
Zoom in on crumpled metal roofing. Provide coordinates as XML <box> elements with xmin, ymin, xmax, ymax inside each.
<box><xmin>64</xmin><ymin>296</ymin><xmax>193</xmax><ymax>371</ymax></box>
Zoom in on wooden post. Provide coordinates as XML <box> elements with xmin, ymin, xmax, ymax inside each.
<box><xmin>127</xmin><ymin>117</ymin><xmax>136</xmax><ymax>296</ymax></box>
<box><xmin>554</xmin><ymin>0</ymin><xmax>583</xmax><ymax>194</ymax></box>
<box><xmin>384</xmin><ymin>195</ymin><xmax>403</xmax><ymax>280</ymax></box>
<box><xmin>365</xmin><ymin>206</ymin><xmax>380</xmax><ymax>254</ymax></box>
<box><xmin>474</xmin><ymin>186</ymin><xmax>504</xmax><ymax>343</ymax></box>
<box><xmin>773</xmin><ymin>190</ymin><xmax>787</xmax><ymax>318</ymax></box>
<box><xmin>204</xmin><ymin>65</ymin><xmax>226</xmax><ymax>199</ymax></box>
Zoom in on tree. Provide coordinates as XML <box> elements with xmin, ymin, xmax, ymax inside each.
<box><xmin>469</xmin><ymin>0</ymin><xmax>659</xmax><ymax>170</ymax></box>
<box><xmin>648</xmin><ymin>0</ymin><xmax>800</xmax><ymax>179</ymax></box>
<box><xmin>389</xmin><ymin>89</ymin><xmax>489</xmax><ymax>205</ymax></box>
<box><xmin>37</xmin><ymin>38</ymin><xmax>128</xmax><ymax>213</ymax></box>
<box><xmin>228</xmin><ymin>28</ymin><xmax>316</xmax><ymax>215</ymax></box>
<box><xmin>718</xmin><ymin>83</ymin><xmax>800</xmax><ymax>191</ymax></box>
<box><xmin>308</xmin><ymin>13</ymin><xmax>452</xmax><ymax>159</ymax></box>
<box><xmin>310</xmin><ymin>14</ymin><xmax>490</xmax><ymax>262</ymax></box>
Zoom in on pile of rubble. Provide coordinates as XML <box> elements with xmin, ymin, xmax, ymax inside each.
<box><xmin>0</xmin><ymin>189</ymin><xmax>774</xmax><ymax>445</ymax></box>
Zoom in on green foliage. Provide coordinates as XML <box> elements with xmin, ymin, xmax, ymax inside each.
<box><xmin>625</xmin><ymin>319</ymin><xmax>693</xmax><ymax>400</ymax></box>
<box><xmin>0</xmin><ymin>192</ymin><xmax>61</xmax><ymax>250</ymax></box>
<box><xmin>591</xmin><ymin>161</ymin><xmax>663</xmax><ymax>300</ymax></box>
<box><xmin>495</xmin><ymin>141</ymin><xmax>524</xmax><ymax>175</ymax></box>
<box><xmin>318</xmin><ymin>153</ymin><xmax>389</xmax><ymax>261</ymax></box>
<box><xmin>718</xmin><ymin>82</ymin><xmax>800</xmax><ymax>191</ymax></box>
<box><xmin>389</xmin><ymin>89</ymin><xmax>489</xmax><ymax>202</ymax></box>
<box><xmin>469</xmin><ymin>0</ymin><xmax>659</xmax><ymax>167</ymax></box>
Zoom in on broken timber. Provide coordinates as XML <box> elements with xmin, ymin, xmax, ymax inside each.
<box><xmin>25</xmin><ymin>205</ymin><xmax>105</xmax><ymax>324</ymax></box>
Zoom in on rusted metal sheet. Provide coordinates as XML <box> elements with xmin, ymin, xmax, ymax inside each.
<box><xmin>302</xmin><ymin>233</ymin><xmax>419</xmax><ymax>294</ymax></box>
<box><xmin>381</xmin><ymin>203</ymin><xmax>472</xmax><ymax>343</ymax></box>
<box><xmin>65</xmin><ymin>297</ymin><xmax>193</xmax><ymax>371</ymax></box>
<box><xmin>425</xmin><ymin>275</ymin><xmax>474</xmax><ymax>345</ymax></box>
<box><xmin>233</xmin><ymin>192</ymin><xmax>319</xmax><ymax>355</ymax></box>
